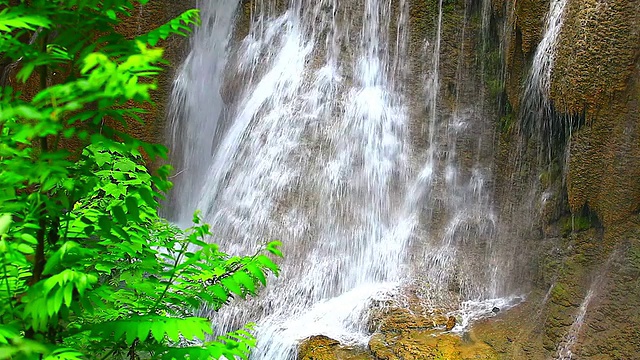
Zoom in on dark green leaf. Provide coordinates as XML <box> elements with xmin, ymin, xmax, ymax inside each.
<box><xmin>111</xmin><ymin>205</ymin><xmax>127</xmax><ymax>226</ymax></box>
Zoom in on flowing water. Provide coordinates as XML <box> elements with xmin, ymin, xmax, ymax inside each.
<box><xmin>168</xmin><ymin>1</ymin><xmax>516</xmax><ymax>358</ymax></box>
<box><xmin>519</xmin><ymin>0</ymin><xmax>569</xmax><ymax>152</ymax></box>
<box><xmin>555</xmin><ymin>288</ymin><xmax>594</xmax><ymax>360</ymax></box>
<box><xmin>554</xmin><ymin>250</ymin><xmax>616</xmax><ymax>360</ymax></box>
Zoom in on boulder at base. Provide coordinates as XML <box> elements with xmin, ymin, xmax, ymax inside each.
<box><xmin>297</xmin><ymin>335</ymin><xmax>373</xmax><ymax>360</ymax></box>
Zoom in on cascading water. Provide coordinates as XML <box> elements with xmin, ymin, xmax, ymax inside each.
<box><xmin>519</xmin><ymin>0</ymin><xmax>569</xmax><ymax>150</ymax></box>
<box><xmin>168</xmin><ymin>1</ymin><xmax>516</xmax><ymax>358</ymax></box>
<box><xmin>167</xmin><ymin>0</ymin><xmax>241</xmax><ymax>221</ymax></box>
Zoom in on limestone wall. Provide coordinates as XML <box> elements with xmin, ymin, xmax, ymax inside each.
<box><xmin>483</xmin><ymin>0</ymin><xmax>640</xmax><ymax>358</ymax></box>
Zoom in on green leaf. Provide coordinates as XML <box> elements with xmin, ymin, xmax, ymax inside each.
<box><xmin>210</xmin><ymin>284</ymin><xmax>228</xmax><ymax>303</ymax></box>
<box><xmin>63</xmin><ymin>283</ymin><xmax>74</xmax><ymax>308</ymax></box>
<box><xmin>95</xmin><ymin>262</ymin><xmax>112</xmax><ymax>273</ymax></box>
<box><xmin>0</xmin><ymin>325</ymin><xmax>19</xmax><ymax>345</ymax></box>
<box><xmin>43</xmin><ymin>252</ymin><xmax>62</xmax><ymax>275</ymax></box>
<box><xmin>221</xmin><ymin>277</ymin><xmax>243</xmax><ymax>298</ymax></box>
<box><xmin>164</xmin><ymin>321</ymin><xmax>180</xmax><ymax>342</ymax></box>
<box><xmin>256</xmin><ymin>255</ymin><xmax>280</xmax><ymax>275</ymax></box>
<box><xmin>98</xmin><ymin>216</ymin><xmax>112</xmax><ymax>233</ymax></box>
<box><xmin>138</xmin><ymin>186</ymin><xmax>156</xmax><ymax>207</ymax></box>
<box><xmin>266</xmin><ymin>241</ymin><xmax>283</xmax><ymax>257</ymax></box>
<box><xmin>125</xmin><ymin>196</ymin><xmax>139</xmax><ymax>221</ymax></box>
<box><xmin>233</xmin><ymin>271</ymin><xmax>256</xmax><ymax>294</ymax></box>
<box><xmin>16</xmin><ymin>243</ymin><xmax>34</xmax><ymax>254</ymax></box>
<box><xmin>0</xmin><ymin>12</ymin><xmax>52</xmax><ymax>31</ymax></box>
<box><xmin>20</xmin><ymin>233</ymin><xmax>37</xmax><ymax>244</ymax></box>
<box><xmin>125</xmin><ymin>325</ymin><xmax>138</xmax><ymax>346</ymax></box>
<box><xmin>111</xmin><ymin>205</ymin><xmax>127</xmax><ymax>226</ymax></box>
<box><xmin>136</xmin><ymin>321</ymin><xmax>153</xmax><ymax>342</ymax></box>
<box><xmin>150</xmin><ymin>321</ymin><xmax>166</xmax><ymax>342</ymax></box>
<box><xmin>246</xmin><ymin>263</ymin><xmax>267</xmax><ymax>286</ymax></box>
<box><xmin>0</xmin><ymin>214</ymin><xmax>11</xmax><ymax>235</ymax></box>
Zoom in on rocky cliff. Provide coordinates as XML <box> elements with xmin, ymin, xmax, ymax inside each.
<box><xmin>482</xmin><ymin>0</ymin><xmax>640</xmax><ymax>358</ymax></box>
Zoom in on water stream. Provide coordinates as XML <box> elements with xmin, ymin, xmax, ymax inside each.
<box><xmin>520</xmin><ymin>0</ymin><xmax>569</xmax><ymax>150</ymax></box>
<box><xmin>168</xmin><ymin>1</ymin><xmax>517</xmax><ymax>358</ymax></box>
<box><xmin>554</xmin><ymin>250</ymin><xmax>616</xmax><ymax>360</ymax></box>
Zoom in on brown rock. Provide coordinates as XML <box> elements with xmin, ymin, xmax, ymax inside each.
<box><xmin>369</xmin><ymin>306</ymin><xmax>450</xmax><ymax>333</ymax></box>
<box><xmin>446</xmin><ymin>316</ymin><xmax>457</xmax><ymax>331</ymax></box>
<box><xmin>297</xmin><ymin>335</ymin><xmax>373</xmax><ymax>360</ymax></box>
<box><xmin>369</xmin><ymin>331</ymin><xmax>499</xmax><ymax>360</ymax></box>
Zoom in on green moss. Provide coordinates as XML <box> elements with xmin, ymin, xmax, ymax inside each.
<box><xmin>499</xmin><ymin>112</ymin><xmax>514</xmax><ymax>136</ymax></box>
<box><xmin>630</xmin><ymin>245</ymin><xmax>640</xmax><ymax>269</ymax></box>
<box><xmin>550</xmin><ymin>283</ymin><xmax>568</xmax><ymax>301</ymax></box>
<box><xmin>560</xmin><ymin>215</ymin><xmax>593</xmax><ymax>235</ymax></box>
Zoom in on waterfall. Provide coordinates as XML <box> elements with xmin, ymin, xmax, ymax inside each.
<box><xmin>168</xmin><ymin>1</ymin><xmax>514</xmax><ymax>358</ymax></box>
<box><xmin>167</xmin><ymin>0</ymin><xmax>241</xmax><ymax>222</ymax></box>
<box><xmin>519</xmin><ymin>0</ymin><xmax>569</xmax><ymax>151</ymax></box>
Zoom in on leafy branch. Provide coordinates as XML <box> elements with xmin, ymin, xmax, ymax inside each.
<box><xmin>0</xmin><ymin>1</ymin><xmax>281</xmax><ymax>359</ymax></box>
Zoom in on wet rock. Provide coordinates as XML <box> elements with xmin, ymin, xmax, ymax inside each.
<box><xmin>368</xmin><ymin>306</ymin><xmax>450</xmax><ymax>333</ymax></box>
<box><xmin>368</xmin><ymin>333</ymin><xmax>398</xmax><ymax>360</ymax></box>
<box><xmin>446</xmin><ymin>315</ymin><xmax>457</xmax><ymax>331</ymax></box>
<box><xmin>369</xmin><ymin>331</ymin><xmax>499</xmax><ymax>360</ymax></box>
<box><xmin>297</xmin><ymin>335</ymin><xmax>373</xmax><ymax>360</ymax></box>
<box><xmin>367</xmin><ymin>286</ymin><xmax>455</xmax><ymax>333</ymax></box>
<box><xmin>492</xmin><ymin>307</ymin><xmax>500</xmax><ymax>314</ymax></box>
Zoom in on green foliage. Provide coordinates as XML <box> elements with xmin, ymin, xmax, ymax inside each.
<box><xmin>0</xmin><ymin>1</ymin><xmax>281</xmax><ymax>359</ymax></box>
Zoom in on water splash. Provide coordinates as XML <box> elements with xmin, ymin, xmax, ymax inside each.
<box><xmin>448</xmin><ymin>295</ymin><xmax>524</xmax><ymax>333</ymax></box>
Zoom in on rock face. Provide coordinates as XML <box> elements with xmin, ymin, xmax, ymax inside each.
<box><xmin>369</xmin><ymin>331</ymin><xmax>498</xmax><ymax>360</ymax></box>
<box><xmin>298</xmin><ymin>327</ymin><xmax>499</xmax><ymax>360</ymax></box>
<box><xmin>472</xmin><ymin>220</ymin><xmax>640</xmax><ymax>359</ymax></box>
<box><xmin>499</xmin><ymin>0</ymin><xmax>640</xmax><ymax>229</ymax></box>
<box><xmin>555</xmin><ymin>0</ymin><xmax>640</xmax><ymax>229</ymax></box>
<box><xmin>487</xmin><ymin>0</ymin><xmax>640</xmax><ymax>357</ymax></box>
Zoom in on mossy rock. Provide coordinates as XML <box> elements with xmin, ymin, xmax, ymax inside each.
<box><xmin>514</xmin><ymin>0</ymin><xmax>548</xmax><ymax>54</ymax></box>
<box><xmin>551</xmin><ymin>0</ymin><xmax>639</xmax><ymax>115</ymax></box>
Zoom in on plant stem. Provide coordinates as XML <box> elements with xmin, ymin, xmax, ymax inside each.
<box><xmin>29</xmin><ymin>212</ymin><xmax>46</xmax><ymax>286</ymax></box>
<box><xmin>149</xmin><ymin>242</ymin><xmax>187</xmax><ymax>314</ymax></box>
<box><xmin>29</xmin><ymin>34</ymin><xmax>50</xmax><ymax>287</ymax></box>
<box><xmin>39</xmin><ymin>34</ymin><xmax>48</xmax><ymax>153</ymax></box>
